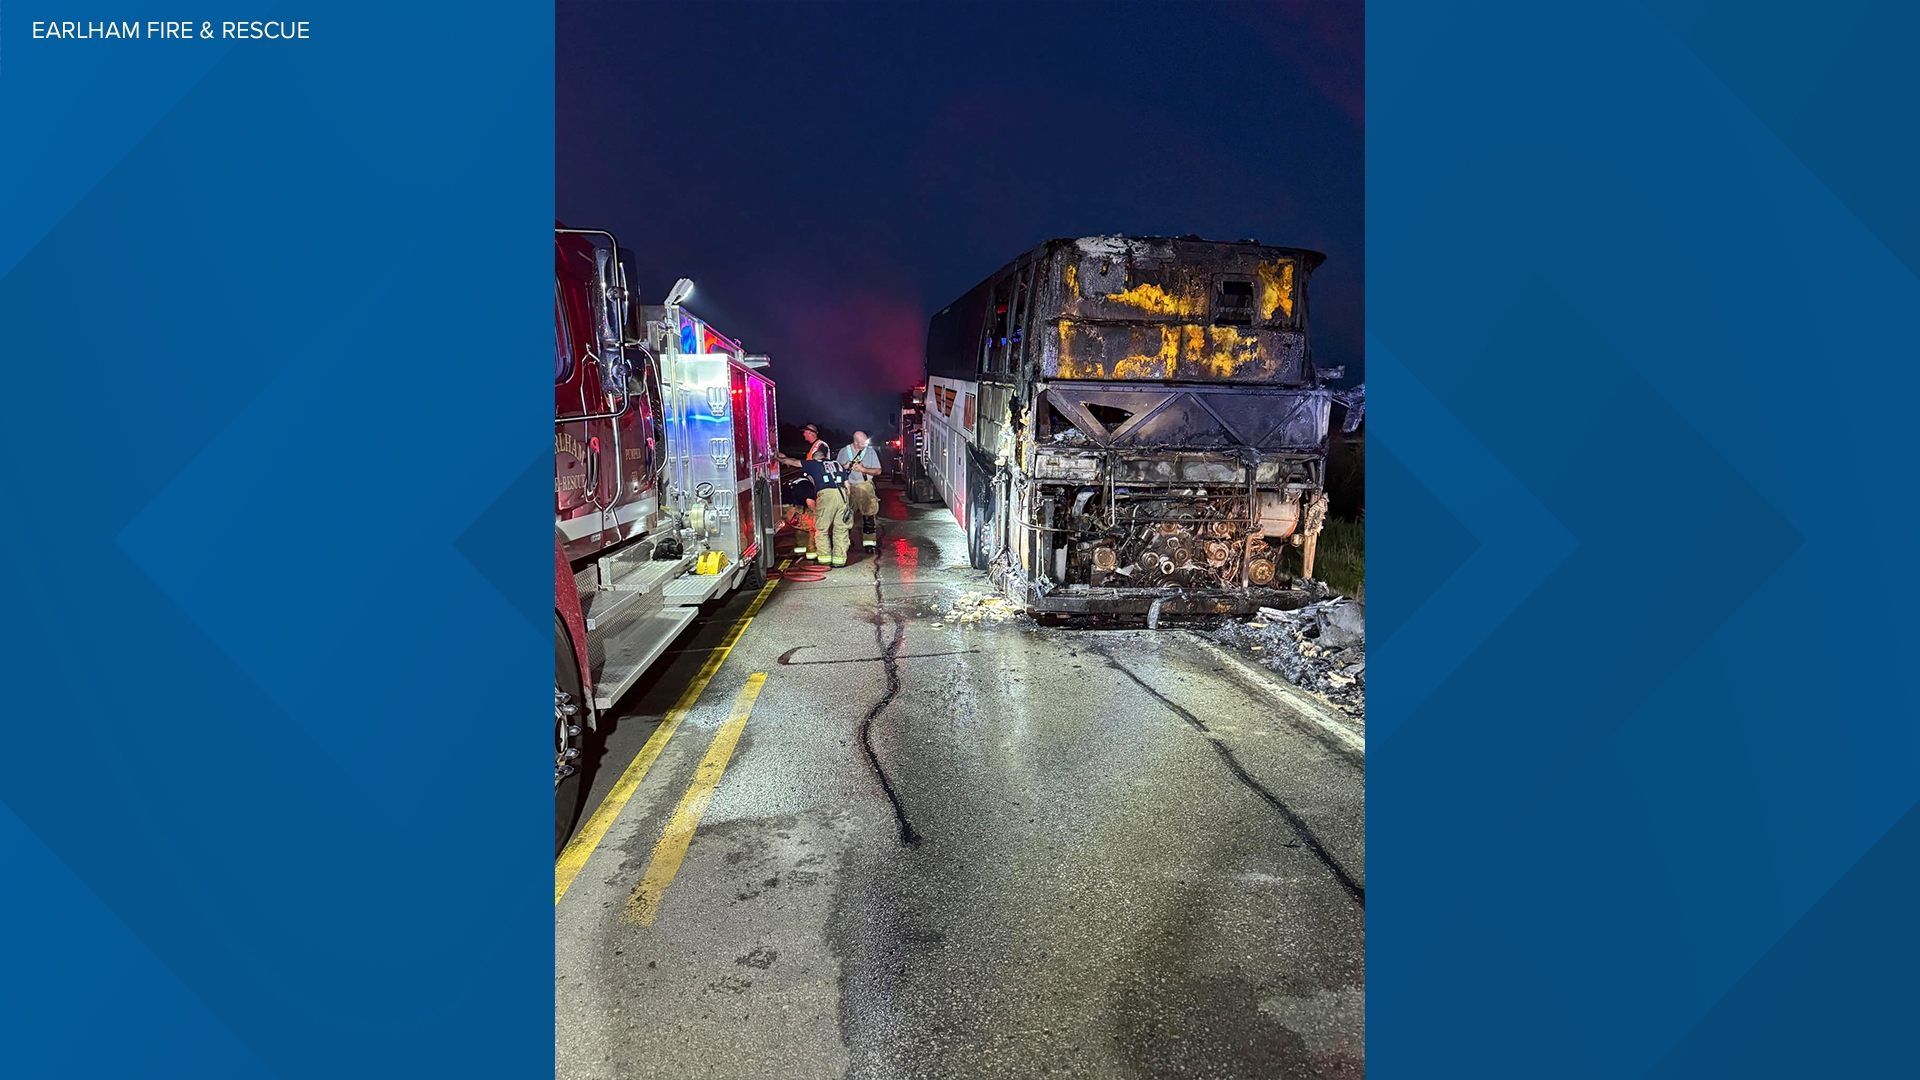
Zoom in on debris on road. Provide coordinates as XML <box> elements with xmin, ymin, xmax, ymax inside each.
<box><xmin>923</xmin><ymin>589</ymin><xmax>1024</xmax><ymax>627</ymax></box>
<box><xmin>1207</xmin><ymin>598</ymin><xmax>1366</xmax><ymax>715</ymax></box>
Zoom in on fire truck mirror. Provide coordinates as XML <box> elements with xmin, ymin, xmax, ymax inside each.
<box><xmin>599</xmin><ymin>350</ymin><xmax>629</xmax><ymax>396</ymax></box>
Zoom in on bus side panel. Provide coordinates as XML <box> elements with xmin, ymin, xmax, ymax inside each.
<box><xmin>925</xmin><ymin>374</ymin><xmax>977</xmax><ymax>528</ymax></box>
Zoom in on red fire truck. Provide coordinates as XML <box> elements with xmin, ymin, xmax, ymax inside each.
<box><xmin>554</xmin><ymin>225</ymin><xmax>782</xmax><ymax>852</ymax></box>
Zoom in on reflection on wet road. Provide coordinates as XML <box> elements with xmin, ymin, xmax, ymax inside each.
<box><xmin>556</xmin><ymin>483</ymin><xmax>1364</xmax><ymax>1079</ymax></box>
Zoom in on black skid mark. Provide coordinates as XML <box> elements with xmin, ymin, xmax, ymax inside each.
<box><xmin>779</xmin><ymin>647</ymin><xmax>981</xmax><ymax>667</ymax></box>
<box><xmin>1091</xmin><ymin>642</ymin><xmax>1365</xmax><ymax>908</ymax></box>
<box><xmin>857</xmin><ymin>538</ymin><xmax>921</xmax><ymax>846</ymax></box>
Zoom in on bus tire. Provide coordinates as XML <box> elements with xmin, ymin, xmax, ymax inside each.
<box><xmin>968</xmin><ymin>504</ymin><xmax>991</xmax><ymax>571</ymax></box>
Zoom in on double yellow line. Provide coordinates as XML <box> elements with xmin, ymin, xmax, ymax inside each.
<box><xmin>554</xmin><ymin>563</ymin><xmax>784</xmax><ymax>906</ymax></box>
<box><xmin>627</xmin><ymin>672</ymin><xmax>766</xmax><ymax>925</ymax></box>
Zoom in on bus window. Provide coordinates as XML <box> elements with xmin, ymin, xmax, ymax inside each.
<box><xmin>1214</xmin><ymin>278</ymin><xmax>1255</xmax><ymax>326</ymax></box>
<box><xmin>983</xmin><ymin>277</ymin><xmax>1013</xmax><ymax>374</ymax></box>
<box><xmin>1006</xmin><ymin>265</ymin><xmax>1033</xmax><ymax>373</ymax></box>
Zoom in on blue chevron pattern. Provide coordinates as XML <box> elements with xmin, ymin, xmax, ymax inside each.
<box><xmin>1373</xmin><ymin>1</ymin><xmax>1920</xmax><ymax>1075</ymax></box>
<box><xmin>0</xmin><ymin>6</ymin><xmax>551</xmax><ymax>1077</ymax></box>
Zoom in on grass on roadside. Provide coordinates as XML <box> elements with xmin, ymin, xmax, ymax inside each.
<box><xmin>1285</xmin><ymin>516</ymin><xmax>1364</xmax><ymax>599</ymax></box>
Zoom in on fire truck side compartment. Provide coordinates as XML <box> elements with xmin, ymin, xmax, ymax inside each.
<box><xmin>555</xmin><ymin>225</ymin><xmax>782</xmax><ymax>715</ymax></box>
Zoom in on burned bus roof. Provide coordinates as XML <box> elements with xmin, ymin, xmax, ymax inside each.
<box><xmin>936</xmin><ymin>235</ymin><xmax>1327</xmax><ymax>317</ymax></box>
<box><xmin>1031</xmin><ymin>234</ymin><xmax>1324</xmax><ymax>276</ymax></box>
<box><xmin>927</xmin><ymin>233</ymin><xmax>1331</xmax><ymax>386</ymax></box>
<box><xmin>1044</xmin><ymin>234</ymin><xmax>1324</xmax><ymax>264</ymax></box>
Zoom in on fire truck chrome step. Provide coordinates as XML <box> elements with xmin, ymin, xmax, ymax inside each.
<box><xmin>661</xmin><ymin>568</ymin><xmax>731</xmax><ymax>606</ymax></box>
<box><xmin>603</xmin><ymin>555</ymin><xmax>694</xmax><ymax>595</ymax></box>
<box><xmin>582</xmin><ymin>585</ymin><xmax>648</xmax><ymax>632</ymax></box>
<box><xmin>590</xmin><ymin>606</ymin><xmax>700</xmax><ymax>711</ymax></box>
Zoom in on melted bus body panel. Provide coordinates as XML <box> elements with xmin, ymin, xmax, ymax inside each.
<box><xmin>922</xmin><ymin>235</ymin><xmax>1352</xmax><ymax>616</ymax></box>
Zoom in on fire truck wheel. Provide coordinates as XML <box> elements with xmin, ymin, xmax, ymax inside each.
<box><xmin>745</xmin><ymin>556</ymin><xmax>767</xmax><ymax>590</ymax></box>
<box><xmin>556</xmin><ymin>614</ymin><xmax>587</xmax><ymax>859</ymax></box>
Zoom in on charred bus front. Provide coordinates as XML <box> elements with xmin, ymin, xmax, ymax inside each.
<box><xmin>920</xmin><ymin>235</ymin><xmax>1359</xmax><ymax>617</ymax></box>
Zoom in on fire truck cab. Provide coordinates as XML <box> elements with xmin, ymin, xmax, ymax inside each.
<box><xmin>554</xmin><ymin>225</ymin><xmax>781</xmax><ymax>852</ymax></box>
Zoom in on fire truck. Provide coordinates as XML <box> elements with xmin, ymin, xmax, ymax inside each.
<box><xmin>895</xmin><ymin>386</ymin><xmax>936</xmax><ymax>502</ymax></box>
<box><xmin>919</xmin><ymin>234</ymin><xmax>1363</xmax><ymax>619</ymax></box>
<box><xmin>554</xmin><ymin>225</ymin><xmax>782</xmax><ymax>852</ymax></box>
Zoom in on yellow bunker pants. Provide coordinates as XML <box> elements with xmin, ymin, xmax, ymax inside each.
<box><xmin>848</xmin><ymin>481</ymin><xmax>879</xmax><ymax>547</ymax></box>
<box><xmin>815</xmin><ymin>486</ymin><xmax>852</xmax><ymax>566</ymax></box>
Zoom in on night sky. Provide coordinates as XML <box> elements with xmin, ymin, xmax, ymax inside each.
<box><xmin>557</xmin><ymin>1</ymin><xmax>1363</xmax><ymax>438</ymax></box>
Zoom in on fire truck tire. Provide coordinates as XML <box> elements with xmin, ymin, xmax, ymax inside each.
<box><xmin>556</xmin><ymin>614</ymin><xmax>588</xmax><ymax>859</ymax></box>
<box><xmin>745</xmin><ymin>556</ymin><xmax>767</xmax><ymax>590</ymax></box>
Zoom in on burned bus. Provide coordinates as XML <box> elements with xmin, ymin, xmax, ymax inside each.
<box><xmin>920</xmin><ymin>235</ymin><xmax>1360</xmax><ymax>617</ymax></box>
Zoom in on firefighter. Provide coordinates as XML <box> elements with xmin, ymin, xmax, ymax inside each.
<box><xmin>779</xmin><ymin>423</ymin><xmax>833</xmax><ymax>561</ymax></box>
<box><xmin>783</xmin><ymin>471</ymin><xmax>816</xmax><ymax>560</ymax></box>
<box><xmin>804</xmin><ymin>448</ymin><xmax>853</xmax><ymax>567</ymax></box>
<box><xmin>837</xmin><ymin>430</ymin><xmax>883</xmax><ymax>550</ymax></box>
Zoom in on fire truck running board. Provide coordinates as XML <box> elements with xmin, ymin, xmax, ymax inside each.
<box><xmin>589</xmin><ymin>606</ymin><xmax>700</xmax><ymax>712</ymax></box>
<box><xmin>661</xmin><ymin>566</ymin><xmax>738</xmax><ymax>607</ymax></box>
<box><xmin>583</xmin><ymin>556</ymin><xmax>696</xmax><ymax>631</ymax></box>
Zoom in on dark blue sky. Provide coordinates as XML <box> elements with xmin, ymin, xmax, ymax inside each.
<box><xmin>558</xmin><ymin>1</ymin><xmax>1363</xmax><ymax>434</ymax></box>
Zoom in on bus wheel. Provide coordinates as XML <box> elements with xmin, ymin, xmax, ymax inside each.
<box><xmin>556</xmin><ymin>615</ymin><xmax>587</xmax><ymax>858</ymax></box>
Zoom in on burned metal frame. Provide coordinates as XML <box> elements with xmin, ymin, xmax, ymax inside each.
<box><xmin>923</xmin><ymin>234</ymin><xmax>1361</xmax><ymax>617</ymax></box>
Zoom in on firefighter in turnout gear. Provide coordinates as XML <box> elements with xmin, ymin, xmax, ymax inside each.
<box><xmin>838</xmin><ymin>430</ymin><xmax>883</xmax><ymax>550</ymax></box>
<box><xmin>804</xmin><ymin>449</ymin><xmax>853</xmax><ymax>567</ymax></box>
<box><xmin>779</xmin><ymin>423</ymin><xmax>833</xmax><ymax>562</ymax></box>
<box><xmin>782</xmin><ymin>474</ymin><xmax>816</xmax><ymax>560</ymax></box>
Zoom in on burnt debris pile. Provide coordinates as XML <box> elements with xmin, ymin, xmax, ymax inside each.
<box><xmin>1209</xmin><ymin>598</ymin><xmax>1365</xmax><ymax>714</ymax></box>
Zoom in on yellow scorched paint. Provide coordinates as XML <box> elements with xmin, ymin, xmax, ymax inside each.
<box><xmin>1063</xmin><ymin>262</ymin><xmax>1077</xmax><ymax>296</ymax></box>
<box><xmin>1106</xmin><ymin>281</ymin><xmax>1201</xmax><ymax>317</ymax></box>
<box><xmin>625</xmin><ymin>672</ymin><xmax>770</xmax><ymax>925</ymax></box>
<box><xmin>1055</xmin><ymin>314</ymin><xmax>1293</xmax><ymax>381</ymax></box>
<box><xmin>1207</xmin><ymin>326</ymin><xmax>1272</xmax><ymax>378</ymax></box>
<box><xmin>1056</xmin><ymin>321</ymin><xmax>1107</xmax><ymax>379</ymax></box>
<box><xmin>1111</xmin><ymin>352</ymin><xmax>1166</xmax><ymax>380</ymax></box>
<box><xmin>1259</xmin><ymin>260</ymin><xmax>1295</xmax><ymax>320</ymax></box>
<box><xmin>554</xmin><ymin>562</ymin><xmax>786</xmax><ymax>905</ymax></box>
<box><xmin>1058</xmin><ymin>355</ymin><xmax>1109</xmax><ymax>378</ymax></box>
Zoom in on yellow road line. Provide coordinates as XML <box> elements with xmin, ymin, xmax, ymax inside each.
<box><xmin>625</xmin><ymin>673</ymin><xmax>769</xmax><ymax>926</ymax></box>
<box><xmin>555</xmin><ymin>563</ymin><xmax>786</xmax><ymax>904</ymax></box>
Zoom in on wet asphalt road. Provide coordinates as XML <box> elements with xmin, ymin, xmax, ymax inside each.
<box><xmin>556</xmin><ymin>483</ymin><xmax>1365</xmax><ymax>1079</ymax></box>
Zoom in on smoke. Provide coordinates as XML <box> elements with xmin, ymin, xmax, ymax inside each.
<box><xmin>756</xmin><ymin>278</ymin><xmax>926</xmax><ymax>435</ymax></box>
<box><xmin>565</xmin><ymin>0</ymin><xmax>1366</xmax><ymax>415</ymax></box>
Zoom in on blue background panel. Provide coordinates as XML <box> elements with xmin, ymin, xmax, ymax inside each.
<box><xmin>1372</xmin><ymin>1</ymin><xmax>1920</xmax><ymax>1076</ymax></box>
<box><xmin>0</xmin><ymin>5</ymin><xmax>552</xmax><ymax>1077</ymax></box>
